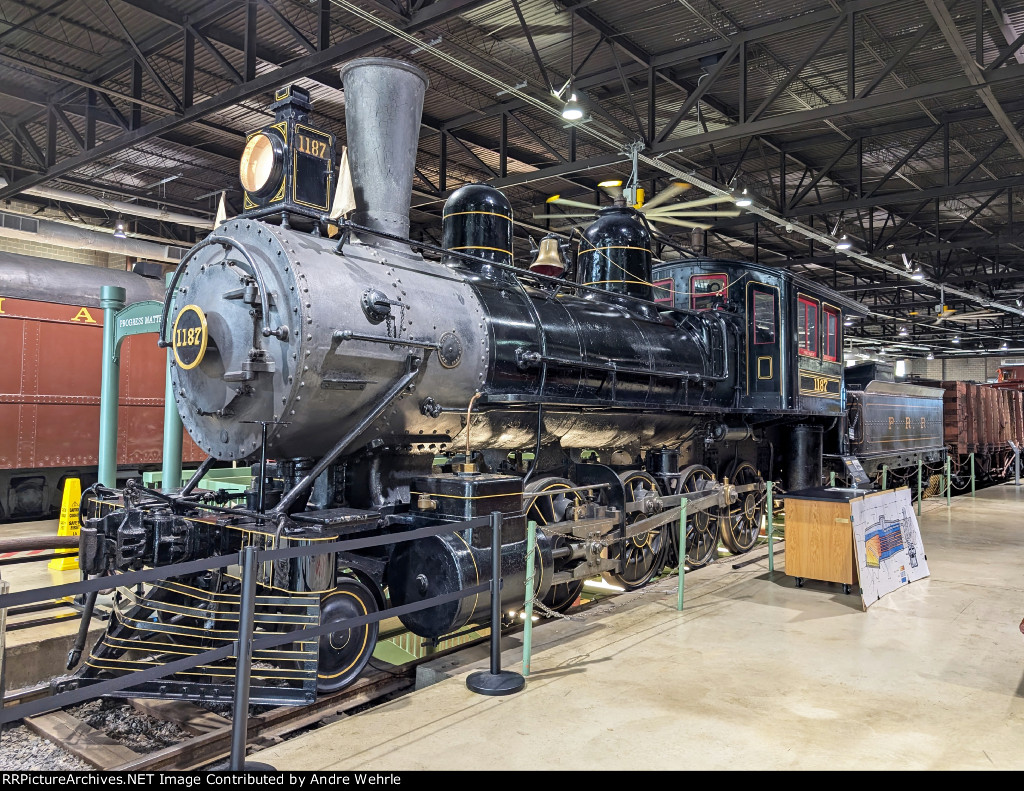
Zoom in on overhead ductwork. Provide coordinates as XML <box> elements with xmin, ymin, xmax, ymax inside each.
<box><xmin>0</xmin><ymin>210</ymin><xmax>187</xmax><ymax>263</ymax></box>
<box><xmin>0</xmin><ymin>177</ymin><xmax>214</xmax><ymax>230</ymax></box>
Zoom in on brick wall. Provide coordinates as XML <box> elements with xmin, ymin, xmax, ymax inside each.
<box><xmin>0</xmin><ymin>235</ymin><xmax>128</xmax><ymax>269</ymax></box>
<box><xmin>908</xmin><ymin>356</ymin><xmax>1002</xmax><ymax>381</ymax></box>
<box><xmin>0</xmin><ymin>199</ymin><xmax>129</xmax><ymax>270</ymax></box>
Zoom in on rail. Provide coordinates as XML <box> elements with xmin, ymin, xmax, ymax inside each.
<box><xmin>0</xmin><ymin>511</ymin><xmax>508</xmax><ymax>769</ymax></box>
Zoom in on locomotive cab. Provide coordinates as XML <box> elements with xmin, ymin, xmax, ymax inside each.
<box><xmin>652</xmin><ymin>258</ymin><xmax>868</xmax><ymax>415</ymax></box>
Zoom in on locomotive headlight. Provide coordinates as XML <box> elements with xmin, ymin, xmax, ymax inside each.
<box><xmin>239</xmin><ymin>132</ymin><xmax>282</xmax><ymax>195</ymax></box>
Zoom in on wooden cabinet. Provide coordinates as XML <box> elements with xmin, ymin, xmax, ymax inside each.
<box><xmin>783</xmin><ymin>491</ymin><xmax>859</xmax><ymax>591</ymax></box>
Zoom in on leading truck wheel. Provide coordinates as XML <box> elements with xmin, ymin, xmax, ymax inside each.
<box><xmin>525</xmin><ymin>477</ymin><xmax>586</xmax><ymax>613</ymax></box>
<box><xmin>317</xmin><ymin>577</ymin><xmax>379</xmax><ymax>694</ymax></box>
<box><xmin>719</xmin><ymin>461</ymin><xmax>766</xmax><ymax>555</ymax></box>
<box><xmin>602</xmin><ymin>471</ymin><xmax>668</xmax><ymax>590</ymax></box>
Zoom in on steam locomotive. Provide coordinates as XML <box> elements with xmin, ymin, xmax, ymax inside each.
<box><xmin>67</xmin><ymin>58</ymin><xmax>939</xmax><ymax>704</ymax></box>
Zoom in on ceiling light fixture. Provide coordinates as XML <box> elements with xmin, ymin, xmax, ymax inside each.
<box><xmin>910</xmin><ymin>266</ymin><xmax>924</xmax><ymax>280</ymax></box>
<box><xmin>952</xmin><ymin>336</ymin><xmax>960</xmax><ymax>344</ymax></box>
<box><xmin>899</xmin><ymin>327</ymin><xmax>908</xmax><ymax>336</ymax></box>
<box><xmin>562</xmin><ymin>92</ymin><xmax>583</xmax><ymax>121</ymax></box>
<box><xmin>1001</xmin><ymin>342</ymin><xmax>1009</xmax><ymax>350</ymax></box>
<box><xmin>562</xmin><ymin>12</ymin><xmax>583</xmax><ymax>121</ymax></box>
<box><xmin>113</xmin><ymin>218</ymin><xmax>126</xmax><ymax>239</ymax></box>
<box><xmin>835</xmin><ymin>234</ymin><xmax>851</xmax><ymax>250</ymax></box>
<box><xmin>734</xmin><ymin>188</ymin><xmax>752</xmax><ymax>207</ymax></box>
<box><xmin>927</xmin><ymin>352</ymin><xmax>934</xmax><ymax>360</ymax></box>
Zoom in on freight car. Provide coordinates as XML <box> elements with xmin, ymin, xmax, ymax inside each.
<box><xmin>0</xmin><ymin>252</ymin><xmax>205</xmax><ymax>521</ymax></box>
<box><xmin>919</xmin><ymin>377</ymin><xmax>1024</xmax><ymax>488</ymax></box>
<box><xmin>66</xmin><ymin>60</ymin><xmax>885</xmax><ymax>704</ymax></box>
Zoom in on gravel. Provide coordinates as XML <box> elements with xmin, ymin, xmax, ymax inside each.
<box><xmin>0</xmin><ymin>725</ymin><xmax>91</xmax><ymax>771</ymax></box>
<box><xmin>70</xmin><ymin>698</ymin><xmax>191</xmax><ymax>753</ymax></box>
<box><xmin>0</xmin><ymin>698</ymin><xmax>194</xmax><ymax>770</ymax></box>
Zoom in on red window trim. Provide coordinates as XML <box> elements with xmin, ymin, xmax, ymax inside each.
<box><xmin>652</xmin><ymin>278</ymin><xmax>674</xmax><ymax>304</ymax></box>
<box><xmin>752</xmin><ymin>289</ymin><xmax>776</xmax><ymax>345</ymax></box>
<box><xmin>797</xmin><ymin>296</ymin><xmax>818</xmax><ymax>358</ymax></box>
<box><xmin>690</xmin><ymin>273</ymin><xmax>728</xmax><ymax>310</ymax></box>
<box><xmin>823</xmin><ymin>307</ymin><xmax>840</xmax><ymax>362</ymax></box>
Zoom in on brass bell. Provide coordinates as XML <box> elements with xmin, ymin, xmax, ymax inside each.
<box><xmin>529</xmin><ymin>235</ymin><xmax>566</xmax><ymax>277</ymax></box>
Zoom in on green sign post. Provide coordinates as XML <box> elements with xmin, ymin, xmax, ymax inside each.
<box><xmin>98</xmin><ymin>288</ymin><xmax>183</xmax><ymax>490</ymax></box>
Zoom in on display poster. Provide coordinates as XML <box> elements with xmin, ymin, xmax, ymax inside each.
<box><xmin>850</xmin><ymin>487</ymin><xmax>929</xmax><ymax>609</ymax></box>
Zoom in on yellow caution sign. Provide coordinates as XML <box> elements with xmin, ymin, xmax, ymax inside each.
<box><xmin>49</xmin><ymin>478</ymin><xmax>81</xmax><ymax>571</ymax></box>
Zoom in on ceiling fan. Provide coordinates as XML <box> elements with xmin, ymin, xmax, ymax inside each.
<box><xmin>531</xmin><ymin>144</ymin><xmax>743</xmax><ymax>232</ymax></box>
<box><xmin>929</xmin><ymin>286</ymin><xmax>1002</xmax><ymax>324</ymax></box>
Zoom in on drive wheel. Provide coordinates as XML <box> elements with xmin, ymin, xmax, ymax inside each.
<box><xmin>525</xmin><ymin>477</ymin><xmax>585</xmax><ymax>613</ymax></box>
<box><xmin>317</xmin><ymin>577</ymin><xmax>379</xmax><ymax>694</ymax></box>
<box><xmin>719</xmin><ymin>461</ymin><xmax>765</xmax><ymax>555</ymax></box>
<box><xmin>676</xmin><ymin>465</ymin><xmax>720</xmax><ymax>570</ymax></box>
<box><xmin>602</xmin><ymin>471</ymin><xmax>667</xmax><ymax>590</ymax></box>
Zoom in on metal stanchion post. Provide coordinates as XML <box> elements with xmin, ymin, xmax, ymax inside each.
<box><xmin>917</xmin><ymin>458</ymin><xmax>922</xmax><ymax>517</ymax></box>
<box><xmin>467</xmin><ymin>513</ymin><xmax>524</xmax><ymax>696</ymax></box>
<box><xmin>522</xmin><ymin>520</ymin><xmax>537</xmax><ymax>677</ymax></box>
<box><xmin>0</xmin><ymin>576</ymin><xmax>8</xmax><ymax>726</ymax></box>
<box><xmin>766</xmin><ymin>482</ymin><xmax>774</xmax><ymax>574</ymax></box>
<box><xmin>227</xmin><ymin>545</ymin><xmax>274</xmax><ymax>771</ymax></box>
<box><xmin>881</xmin><ymin>464</ymin><xmax>888</xmax><ymax>491</ymax></box>
<box><xmin>946</xmin><ymin>454</ymin><xmax>951</xmax><ymax>507</ymax></box>
<box><xmin>677</xmin><ymin>498</ymin><xmax>688</xmax><ymax>611</ymax></box>
<box><xmin>970</xmin><ymin>452</ymin><xmax>976</xmax><ymax>497</ymax></box>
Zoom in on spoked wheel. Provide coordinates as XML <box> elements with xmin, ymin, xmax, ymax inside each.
<box><xmin>525</xmin><ymin>477</ymin><xmax>586</xmax><ymax>613</ymax></box>
<box><xmin>317</xmin><ymin>577</ymin><xmax>379</xmax><ymax>694</ymax></box>
<box><xmin>672</xmin><ymin>465</ymin><xmax>721</xmax><ymax>570</ymax></box>
<box><xmin>719</xmin><ymin>461</ymin><xmax>766</xmax><ymax>555</ymax></box>
<box><xmin>602</xmin><ymin>471</ymin><xmax>668</xmax><ymax>590</ymax></box>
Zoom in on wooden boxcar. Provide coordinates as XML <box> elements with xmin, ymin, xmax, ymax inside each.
<box><xmin>0</xmin><ymin>252</ymin><xmax>204</xmax><ymax>521</ymax></box>
<box><xmin>921</xmin><ymin>378</ymin><xmax>1024</xmax><ymax>482</ymax></box>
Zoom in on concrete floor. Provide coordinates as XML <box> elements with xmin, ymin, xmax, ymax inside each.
<box><xmin>252</xmin><ymin>484</ymin><xmax>1024</xmax><ymax>771</ymax></box>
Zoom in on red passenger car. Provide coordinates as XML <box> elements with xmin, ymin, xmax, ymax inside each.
<box><xmin>0</xmin><ymin>252</ymin><xmax>204</xmax><ymax>521</ymax></box>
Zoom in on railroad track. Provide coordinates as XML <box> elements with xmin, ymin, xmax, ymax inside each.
<box><xmin>2</xmin><ymin>625</ymin><xmax>501</xmax><ymax>772</ymax></box>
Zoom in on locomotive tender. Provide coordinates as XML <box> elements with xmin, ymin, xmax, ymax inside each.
<box><xmin>72</xmin><ymin>57</ymin><xmax>936</xmax><ymax>702</ymax></box>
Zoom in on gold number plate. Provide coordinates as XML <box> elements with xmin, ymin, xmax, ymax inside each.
<box><xmin>172</xmin><ymin>304</ymin><xmax>208</xmax><ymax>370</ymax></box>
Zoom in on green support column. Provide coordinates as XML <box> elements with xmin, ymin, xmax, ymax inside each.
<box><xmin>676</xmin><ymin>498</ymin><xmax>688</xmax><ymax>611</ymax></box>
<box><xmin>97</xmin><ymin>286</ymin><xmax>126</xmax><ymax>488</ymax></box>
<box><xmin>917</xmin><ymin>458</ymin><xmax>923</xmax><ymax>517</ymax></box>
<box><xmin>161</xmin><ymin>274</ymin><xmax>183</xmax><ymax>490</ymax></box>
<box><xmin>945</xmin><ymin>455</ymin><xmax>951</xmax><ymax>507</ymax></box>
<box><xmin>766</xmin><ymin>481</ymin><xmax>775</xmax><ymax>574</ymax></box>
<box><xmin>829</xmin><ymin>470</ymin><xmax>836</xmax><ymax>487</ymax></box>
<box><xmin>970</xmin><ymin>452</ymin><xmax>975</xmax><ymax>497</ymax></box>
<box><xmin>522</xmin><ymin>520</ymin><xmax>537</xmax><ymax>677</ymax></box>
<box><xmin>881</xmin><ymin>464</ymin><xmax>888</xmax><ymax>491</ymax></box>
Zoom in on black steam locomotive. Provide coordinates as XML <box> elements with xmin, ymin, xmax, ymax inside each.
<box><xmin>69</xmin><ymin>58</ymin><xmax>941</xmax><ymax>704</ymax></box>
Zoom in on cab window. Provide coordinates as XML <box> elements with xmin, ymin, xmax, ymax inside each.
<box><xmin>691</xmin><ymin>274</ymin><xmax>727</xmax><ymax>310</ymax></box>
<box><xmin>652</xmin><ymin>278</ymin><xmax>674</xmax><ymax>304</ymax></box>
<box><xmin>823</xmin><ymin>307</ymin><xmax>840</xmax><ymax>362</ymax></box>
<box><xmin>797</xmin><ymin>296</ymin><xmax>818</xmax><ymax>357</ymax></box>
<box><xmin>753</xmin><ymin>290</ymin><xmax>776</xmax><ymax>344</ymax></box>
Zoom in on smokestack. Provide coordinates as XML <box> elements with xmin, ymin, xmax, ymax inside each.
<box><xmin>339</xmin><ymin>57</ymin><xmax>428</xmax><ymax>250</ymax></box>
